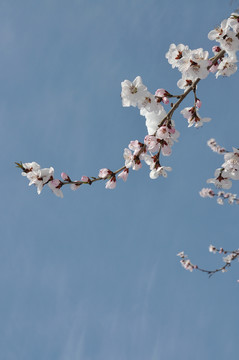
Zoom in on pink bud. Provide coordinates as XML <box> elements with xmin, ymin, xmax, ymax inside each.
<box><xmin>50</xmin><ymin>179</ymin><xmax>62</xmax><ymax>188</ymax></box>
<box><xmin>196</xmin><ymin>99</ymin><xmax>202</xmax><ymax>108</ymax></box>
<box><xmin>156</xmin><ymin>126</ymin><xmax>169</xmax><ymax>140</ymax></box>
<box><xmin>144</xmin><ymin>135</ymin><xmax>159</xmax><ymax>152</ymax></box>
<box><xmin>209</xmin><ymin>62</ymin><xmax>219</xmax><ymax>73</ymax></box>
<box><xmin>129</xmin><ymin>140</ymin><xmax>141</xmax><ymax>152</ymax></box>
<box><xmin>105</xmin><ymin>176</ymin><xmax>117</xmax><ymax>189</ymax></box>
<box><xmin>81</xmin><ymin>175</ymin><xmax>92</xmax><ymax>185</ymax></box>
<box><xmin>61</xmin><ymin>172</ymin><xmax>70</xmax><ymax>181</ymax></box>
<box><xmin>70</xmin><ymin>183</ymin><xmax>81</xmax><ymax>191</ymax></box>
<box><xmin>118</xmin><ymin>168</ymin><xmax>129</xmax><ymax>182</ymax></box>
<box><xmin>168</xmin><ymin>126</ymin><xmax>175</xmax><ymax>134</ymax></box>
<box><xmin>212</xmin><ymin>46</ymin><xmax>221</xmax><ymax>53</ymax></box>
<box><xmin>98</xmin><ymin>168</ymin><xmax>111</xmax><ymax>178</ymax></box>
<box><xmin>81</xmin><ymin>176</ymin><xmax>89</xmax><ymax>182</ymax></box>
<box><xmin>155</xmin><ymin>88</ymin><xmax>166</xmax><ymax>97</ymax></box>
<box><xmin>162</xmin><ymin>97</ymin><xmax>169</xmax><ymax>104</ymax></box>
<box><xmin>161</xmin><ymin>144</ymin><xmax>172</xmax><ymax>156</ymax></box>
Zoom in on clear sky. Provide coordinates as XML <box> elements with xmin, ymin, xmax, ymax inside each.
<box><xmin>1</xmin><ymin>0</ymin><xmax>239</xmax><ymax>359</ymax></box>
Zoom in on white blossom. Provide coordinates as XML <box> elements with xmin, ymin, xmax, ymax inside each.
<box><xmin>149</xmin><ymin>166</ymin><xmax>172</xmax><ymax>179</ymax></box>
<box><xmin>209</xmin><ymin>245</ymin><xmax>217</xmax><ymax>254</ymax></box>
<box><xmin>207</xmin><ymin>168</ymin><xmax>232</xmax><ymax>189</ymax></box>
<box><xmin>121</xmin><ymin>76</ymin><xmax>148</xmax><ymax>108</ymax></box>
<box><xmin>181</xmin><ymin>107</ymin><xmax>211</xmax><ymax>128</ymax></box>
<box><xmin>48</xmin><ymin>179</ymin><xmax>63</xmax><ymax>198</ymax></box>
<box><xmin>215</xmin><ymin>58</ymin><xmax>237</xmax><ymax>78</ymax></box>
<box><xmin>27</xmin><ymin>166</ymin><xmax>54</xmax><ymax>194</ymax></box>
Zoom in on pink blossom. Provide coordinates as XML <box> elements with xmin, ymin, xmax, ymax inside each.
<box><xmin>156</xmin><ymin>126</ymin><xmax>169</xmax><ymax>140</ymax></box>
<box><xmin>209</xmin><ymin>61</ymin><xmax>219</xmax><ymax>73</ymax></box>
<box><xmin>61</xmin><ymin>172</ymin><xmax>70</xmax><ymax>181</ymax></box>
<box><xmin>98</xmin><ymin>168</ymin><xmax>111</xmax><ymax>179</ymax></box>
<box><xmin>212</xmin><ymin>45</ymin><xmax>221</xmax><ymax>53</ymax></box>
<box><xmin>162</xmin><ymin>96</ymin><xmax>169</xmax><ymax>104</ymax></box>
<box><xmin>161</xmin><ymin>144</ymin><xmax>172</xmax><ymax>156</ymax></box>
<box><xmin>70</xmin><ymin>183</ymin><xmax>81</xmax><ymax>191</ymax></box>
<box><xmin>81</xmin><ymin>175</ymin><xmax>91</xmax><ymax>184</ymax></box>
<box><xmin>48</xmin><ymin>179</ymin><xmax>63</xmax><ymax>198</ymax></box>
<box><xmin>155</xmin><ymin>89</ymin><xmax>170</xmax><ymax>105</ymax></box>
<box><xmin>132</xmin><ymin>158</ymin><xmax>142</xmax><ymax>170</ymax></box>
<box><xmin>168</xmin><ymin>126</ymin><xmax>175</xmax><ymax>134</ymax></box>
<box><xmin>123</xmin><ymin>148</ymin><xmax>133</xmax><ymax>168</ymax></box>
<box><xmin>196</xmin><ymin>98</ymin><xmax>202</xmax><ymax>108</ymax></box>
<box><xmin>199</xmin><ymin>188</ymin><xmax>215</xmax><ymax>198</ymax></box>
<box><xmin>155</xmin><ymin>89</ymin><xmax>167</xmax><ymax>97</ymax></box>
<box><xmin>144</xmin><ymin>135</ymin><xmax>159</xmax><ymax>152</ymax></box>
<box><xmin>207</xmin><ymin>138</ymin><xmax>226</xmax><ymax>154</ymax></box>
<box><xmin>118</xmin><ymin>168</ymin><xmax>129</xmax><ymax>182</ymax></box>
<box><xmin>105</xmin><ymin>176</ymin><xmax>116</xmax><ymax>189</ymax></box>
<box><xmin>128</xmin><ymin>140</ymin><xmax>142</xmax><ymax>153</ymax></box>
<box><xmin>181</xmin><ymin>107</ymin><xmax>211</xmax><ymax>128</ymax></box>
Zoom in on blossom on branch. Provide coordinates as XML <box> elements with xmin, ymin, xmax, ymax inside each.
<box><xmin>16</xmin><ymin>11</ymin><xmax>239</xmax><ymax>216</ymax></box>
<box><xmin>181</xmin><ymin>107</ymin><xmax>211</xmax><ymax>128</ymax></box>
<box><xmin>48</xmin><ymin>179</ymin><xmax>64</xmax><ymax>198</ymax></box>
<box><xmin>121</xmin><ymin>76</ymin><xmax>148</xmax><ymax>108</ymax></box>
<box><xmin>20</xmin><ymin>162</ymin><xmax>54</xmax><ymax>195</ymax></box>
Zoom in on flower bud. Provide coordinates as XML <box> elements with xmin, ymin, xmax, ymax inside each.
<box><xmin>61</xmin><ymin>172</ymin><xmax>71</xmax><ymax>181</ymax></box>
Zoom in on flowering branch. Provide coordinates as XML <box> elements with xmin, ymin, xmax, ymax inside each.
<box><xmin>200</xmin><ymin>139</ymin><xmax>239</xmax><ymax>205</ymax></box>
<box><xmin>16</xmin><ymin>161</ymin><xmax>128</xmax><ymax>196</ymax></box>
<box><xmin>177</xmin><ymin>246</ymin><xmax>239</xmax><ymax>278</ymax></box>
<box><xmin>156</xmin><ymin>48</ymin><xmax>225</xmax><ymax>129</ymax></box>
<box><xmin>16</xmin><ymin>13</ymin><xmax>239</xmax><ymax>204</ymax></box>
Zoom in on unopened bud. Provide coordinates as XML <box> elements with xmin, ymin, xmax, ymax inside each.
<box><xmin>61</xmin><ymin>172</ymin><xmax>71</xmax><ymax>181</ymax></box>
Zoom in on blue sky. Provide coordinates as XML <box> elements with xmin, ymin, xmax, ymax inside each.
<box><xmin>1</xmin><ymin>1</ymin><xmax>239</xmax><ymax>359</ymax></box>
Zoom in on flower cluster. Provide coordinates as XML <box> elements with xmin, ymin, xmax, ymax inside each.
<box><xmin>166</xmin><ymin>44</ymin><xmax>210</xmax><ymax>90</ymax></box>
<box><xmin>121</xmin><ymin>77</ymin><xmax>168</xmax><ymax>135</ymax></box>
<box><xmin>15</xmin><ymin>13</ymin><xmax>239</xmax><ymax>281</ymax></box>
<box><xmin>199</xmin><ymin>188</ymin><xmax>239</xmax><ymax>205</ymax></box>
<box><xmin>179</xmin><ymin>245</ymin><xmax>239</xmax><ymax>278</ymax></box>
<box><xmin>208</xmin><ymin>13</ymin><xmax>239</xmax><ymax>77</ymax></box>
<box><xmin>18</xmin><ymin>162</ymin><xmax>62</xmax><ymax>196</ymax></box>
<box><xmin>180</xmin><ymin>106</ymin><xmax>211</xmax><ymax>128</ymax></box>
<box><xmin>200</xmin><ymin>140</ymin><xmax>239</xmax><ymax>204</ymax></box>
<box><xmin>17</xmin><ymin>13</ymin><xmax>239</xmax><ymax>203</ymax></box>
<box><xmin>207</xmin><ymin>138</ymin><xmax>226</xmax><ymax>154</ymax></box>
<box><xmin>177</xmin><ymin>251</ymin><xmax>197</xmax><ymax>272</ymax></box>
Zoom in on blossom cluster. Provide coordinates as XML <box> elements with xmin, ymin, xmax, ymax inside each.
<box><xmin>165</xmin><ymin>13</ymin><xmax>239</xmax><ymax>92</ymax></box>
<box><xmin>178</xmin><ymin>245</ymin><xmax>239</xmax><ymax>277</ymax></box>
<box><xmin>17</xmin><ymin>13</ymin><xmax>239</xmax><ymax>201</ymax></box>
<box><xmin>208</xmin><ymin>13</ymin><xmax>239</xmax><ymax>77</ymax></box>
<box><xmin>177</xmin><ymin>251</ymin><xmax>197</xmax><ymax>272</ymax></box>
<box><xmin>17</xmin><ymin>162</ymin><xmax>65</xmax><ymax>198</ymax></box>
<box><xmin>166</xmin><ymin>44</ymin><xmax>210</xmax><ymax>90</ymax></box>
<box><xmin>199</xmin><ymin>188</ymin><xmax>239</xmax><ymax>205</ymax></box>
<box><xmin>207</xmin><ymin>138</ymin><xmax>226</xmax><ymax>154</ymax></box>
<box><xmin>209</xmin><ymin>245</ymin><xmax>239</xmax><ymax>264</ymax></box>
<box><xmin>200</xmin><ymin>139</ymin><xmax>239</xmax><ymax>205</ymax></box>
